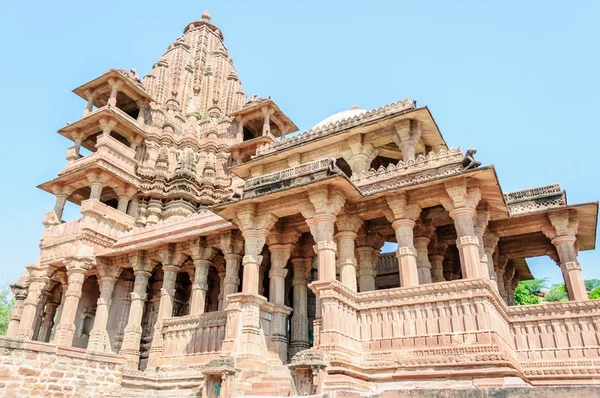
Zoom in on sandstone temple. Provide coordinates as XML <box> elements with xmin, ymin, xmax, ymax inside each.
<box><xmin>2</xmin><ymin>11</ymin><xmax>600</xmax><ymax>398</ymax></box>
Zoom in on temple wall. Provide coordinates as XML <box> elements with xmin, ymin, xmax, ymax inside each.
<box><xmin>0</xmin><ymin>337</ymin><xmax>123</xmax><ymax>397</ymax></box>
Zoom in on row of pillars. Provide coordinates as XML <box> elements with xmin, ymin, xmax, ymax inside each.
<box><xmin>83</xmin><ymin>79</ymin><xmax>149</xmax><ymax>127</ymax></box>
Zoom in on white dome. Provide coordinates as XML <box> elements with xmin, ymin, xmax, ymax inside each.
<box><xmin>312</xmin><ymin>106</ymin><xmax>367</xmax><ymax>130</ymax></box>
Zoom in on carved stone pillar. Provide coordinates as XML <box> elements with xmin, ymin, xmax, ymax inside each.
<box><xmin>393</xmin><ymin>119</ymin><xmax>421</xmax><ymax>162</ymax></box>
<box><xmin>107</xmin><ymin>79</ymin><xmax>122</xmax><ymax>108</ymax></box>
<box><xmin>429</xmin><ymin>254</ymin><xmax>445</xmax><ymax>283</ymax></box>
<box><xmin>6</xmin><ymin>283</ymin><xmax>28</xmax><ymax>338</ymax></box>
<box><xmin>386</xmin><ymin>193</ymin><xmax>422</xmax><ymax>287</ymax></box>
<box><xmin>335</xmin><ymin>214</ymin><xmax>362</xmax><ymax>292</ymax></box>
<box><xmin>53</xmin><ymin>193</ymin><xmax>68</xmax><ymax>221</ymax></box>
<box><xmin>54</xmin><ymin>258</ymin><xmax>93</xmax><ymax>347</ymax></box>
<box><xmin>16</xmin><ymin>272</ymin><xmax>49</xmax><ymax>340</ymax></box>
<box><xmin>217</xmin><ymin>264</ymin><xmax>226</xmax><ymax>311</ymax></box>
<box><xmin>120</xmin><ymin>252</ymin><xmax>154</xmax><ymax>370</ymax></box>
<box><xmin>356</xmin><ymin>247</ymin><xmax>376</xmax><ymax>292</ymax></box>
<box><xmin>83</xmin><ymin>89</ymin><xmax>97</xmax><ymax>117</ymax></box>
<box><xmin>302</xmin><ymin>187</ymin><xmax>345</xmax><ymax>282</ymax></box>
<box><xmin>543</xmin><ymin>210</ymin><xmax>587</xmax><ymax>301</ymax></box>
<box><xmin>88</xmin><ymin>264</ymin><xmax>121</xmax><ymax>352</ymax></box>
<box><xmin>504</xmin><ymin>261</ymin><xmax>516</xmax><ymax>306</ymax></box>
<box><xmin>37</xmin><ymin>302</ymin><xmax>59</xmax><ymax>343</ymax></box>
<box><xmin>147</xmin><ymin>247</ymin><xmax>180</xmax><ymax>368</ymax></box>
<box><xmin>496</xmin><ymin>254</ymin><xmax>509</xmax><ymax>304</ymax></box>
<box><xmin>190</xmin><ymin>238</ymin><xmax>217</xmax><ymax>315</ymax></box>
<box><xmin>474</xmin><ymin>203</ymin><xmax>492</xmax><ymax>280</ymax></box>
<box><xmin>441</xmin><ymin>180</ymin><xmax>485</xmax><ymax>280</ymax></box>
<box><xmin>223</xmin><ymin>254</ymin><xmax>242</xmax><ymax>302</ymax></box>
<box><xmin>483</xmin><ymin>233</ymin><xmax>500</xmax><ymax>291</ymax></box>
<box><xmin>290</xmin><ymin>257</ymin><xmax>312</xmax><ymax>358</ymax></box>
<box><xmin>414</xmin><ymin>222</ymin><xmax>434</xmax><ymax>285</ymax></box>
<box><xmin>267</xmin><ymin>226</ymin><xmax>299</xmax><ymax>363</ymax></box>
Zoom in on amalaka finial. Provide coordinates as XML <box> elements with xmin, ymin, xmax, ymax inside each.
<box><xmin>350</xmin><ymin>105</ymin><xmax>361</xmax><ymax>110</ymax></box>
<box><xmin>202</xmin><ymin>10</ymin><xmax>211</xmax><ymax>20</ymax></box>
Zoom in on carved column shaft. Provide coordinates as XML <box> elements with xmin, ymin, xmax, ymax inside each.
<box><xmin>16</xmin><ymin>278</ymin><xmax>48</xmax><ymax>340</ymax></box>
<box><xmin>147</xmin><ymin>264</ymin><xmax>179</xmax><ymax>367</ymax></box>
<box><xmin>336</xmin><ymin>231</ymin><xmax>358</xmax><ymax>292</ymax></box>
<box><xmin>223</xmin><ymin>254</ymin><xmax>242</xmax><ymax>301</ymax></box>
<box><xmin>37</xmin><ymin>302</ymin><xmax>59</xmax><ymax>343</ymax></box>
<box><xmin>429</xmin><ymin>254</ymin><xmax>445</xmax><ymax>283</ymax></box>
<box><xmin>6</xmin><ymin>287</ymin><xmax>28</xmax><ymax>338</ymax></box>
<box><xmin>88</xmin><ymin>275</ymin><xmax>118</xmax><ymax>352</ymax></box>
<box><xmin>312</xmin><ymin>214</ymin><xmax>337</xmax><ymax>282</ymax></box>
<box><xmin>190</xmin><ymin>259</ymin><xmax>210</xmax><ymax>315</ymax></box>
<box><xmin>54</xmin><ymin>269</ymin><xmax>87</xmax><ymax>347</ymax></box>
<box><xmin>450</xmin><ymin>208</ymin><xmax>485</xmax><ymax>279</ymax></box>
<box><xmin>414</xmin><ymin>237</ymin><xmax>432</xmax><ymax>284</ymax></box>
<box><xmin>241</xmin><ymin>230</ymin><xmax>269</xmax><ymax>295</ymax></box>
<box><xmin>356</xmin><ymin>247</ymin><xmax>377</xmax><ymax>292</ymax></box>
<box><xmin>54</xmin><ymin>194</ymin><xmax>68</xmax><ymax>221</ymax></box>
<box><xmin>217</xmin><ymin>267</ymin><xmax>226</xmax><ymax>311</ymax></box>
<box><xmin>553</xmin><ymin>236</ymin><xmax>587</xmax><ymax>301</ymax></box>
<box><xmin>120</xmin><ymin>270</ymin><xmax>151</xmax><ymax>370</ymax></box>
<box><xmin>393</xmin><ymin>219</ymin><xmax>419</xmax><ymax>287</ymax></box>
<box><xmin>290</xmin><ymin>258</ymin><xmax>312</xmax><ymax>358</ymax></box>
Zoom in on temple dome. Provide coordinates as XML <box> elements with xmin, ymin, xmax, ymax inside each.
<box><xmin>312</xmin><ymin>105</ymin><xmax>367</xmax><ymax>130</ymax></box>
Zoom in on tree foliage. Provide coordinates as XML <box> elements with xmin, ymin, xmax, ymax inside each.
<box><xmin>585</xmin><ymin>279</ymin><xmax>600</xmax><ymax>292</ymax></box>
<box><xmin>544</xmin><ymin>283</ymin><xmax>568</xmax><ymax>302</ymax></box>
<box><xmin>589</xmin><ymin>286</ymin><xmax>600</xmax><ymax>300</ymax></box>
<box><xmin>514</xmin><ymin>279</ymin><xmax>546</xmax><ymax>306</ymax></box>
<box><xmin>0</xmin><ymin>284</ymin><xmax>15</xmax><ymax>335</ymax></box>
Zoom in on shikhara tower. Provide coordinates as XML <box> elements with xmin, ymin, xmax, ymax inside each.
<box><xmin>2</xmin><ymin>11</ymin><xmax>600</xmax><ymax>398</ymax></box>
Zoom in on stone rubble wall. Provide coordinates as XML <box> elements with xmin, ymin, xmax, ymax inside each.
<box><xmin>0</xmin><ymin>336</ymin><xmax>124</xmax><ymax>398</ymax></box>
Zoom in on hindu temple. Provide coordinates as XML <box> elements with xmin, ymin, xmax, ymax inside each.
<box><xmin>2</xmin><ymin>11</ymin><xmax>599</xmax><ymax>398</ymax></box>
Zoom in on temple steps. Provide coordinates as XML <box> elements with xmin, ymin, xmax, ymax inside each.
<box><xmin>246</xmin><ymin>364</ymin><xmax>294</xmax><ymax>397</ymax></box>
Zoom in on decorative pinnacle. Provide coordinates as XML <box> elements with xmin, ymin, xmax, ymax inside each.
<box><xmin>350</xmin><ymin>105</ymin><xmax>361</xmax><ymax>110</ymax></box>
<box><xmin>202</xmin><ymin>10</ymin><xmax>211</xmax><ymax>20</ymax></box>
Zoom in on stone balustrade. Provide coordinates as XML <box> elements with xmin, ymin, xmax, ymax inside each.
<box><xmin>508</xmin><ymin>300</ymin><xmax>600</xmax><ymax>382</ymax></box>
<box><xmin>242</xmin><ymin>158</ymin><xmax>335</xmax><ymax>199</ymax></box>
<box><xmin>504</xmin><ymin>184</ymin><xmax>567</xmax><ymax>216</ymax></box>
<box><xmin>61</xmin><ymin>133</ymin><xmax>137</xmax><ymax>177</ymax></box>
<box><xmin>160</xmin><ymin>311</ymin><xmax>227</xmax><ymax>367</ymax></box>
<box><xmin>350</xmin><ymin>148</ymin><xmax>464</xmax><ymax>194</ymax></box>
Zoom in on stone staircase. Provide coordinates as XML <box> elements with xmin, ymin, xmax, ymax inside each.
<box><xmin>245</xmin><ymin>364</ymin><xmax>294</xmax><ymax>397</ymax></box>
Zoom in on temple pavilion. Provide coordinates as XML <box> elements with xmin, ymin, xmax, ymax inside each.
<box><xmin>2</xmin><ymin>10</ymin><xmax>599</xmax><ymax>398</ymax></box>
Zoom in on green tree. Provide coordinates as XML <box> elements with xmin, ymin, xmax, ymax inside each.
<box><xmin>0</xmin><ymin>284</ymin><xmax>15</xmax><ymax>335</ymax></box>
<box><xmin>544</xmin><ymin>283</ymin><xmax>568</xmax><ymax>302</ymax></box>
<box><xmin>514</xmin><ymin>279</ymin><xmax>547</xmax><ymax>306</ymax></box>
<box><xmin>589</xmin><ymin>286</ymin><xmax>600</xmax><ymax>300</ymax></box>
<box><xmin>585</xmin><ymin>279</ymin><xmax>600</xmax><ymax>292</ymax></box>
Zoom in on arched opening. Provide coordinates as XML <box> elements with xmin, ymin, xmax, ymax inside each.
<box><xmin>72</xmin><ymin>275</ymin><xmax>100</xmax><ymax>349</ymax></box>
<box><xmin>376</xmin><ymin>242</ymin><xmax>400</xmax><ymax>289</ymax></box>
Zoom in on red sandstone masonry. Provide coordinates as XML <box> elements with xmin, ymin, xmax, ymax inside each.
<box><xmin>0</xmin><ymin>336</ymin><xmax>124</xmax><ymax>397</ymax></box>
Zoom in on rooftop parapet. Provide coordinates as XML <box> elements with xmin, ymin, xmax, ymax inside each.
<box><xmin>504</xmin><ymin>184</ymin><xmax>567</xmax><ymax>216</ymax></box>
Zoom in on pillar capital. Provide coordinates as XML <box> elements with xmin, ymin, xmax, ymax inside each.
<box><xmin>483</xmin><ymin>232</ymin><xmax>499</xmax><ymax>254</ymax></box>
<box><xmin>385</xmin><ymin>192</ymin><xmax>421</xmax><ymax>222</ymax></box>
<box><xmin>190</xmin><ymin>237</ymin><xmax>217</xmax><ymax>262</ymax></box>
<box><xmin>441</xmin><ymin>178</ymin><xmax>481</xmax><ymax>212</ymax></box>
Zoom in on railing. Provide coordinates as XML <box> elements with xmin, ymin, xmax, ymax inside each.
<box><xmin>61</xmin><ymin>134</ymin><xmax>137</xmax><ymax>176</ymax></box>
<box><xmin>310</xmin><ymin>279</ymin><xmax>518</xmax><ymax>375</ymax></box>
<box><xmin>504</xmin><ymin>184</ymin><xmax>562</xmax><ymax>204</ymax></box>
<box><xmin>351</xmin><ymin>147</ymin><xmax>463</xmax><ymax>186</ymax></box>
<box><xmin>244</xmin><ymin>158</ymin><xmax>332</xmax><ymax>190</ymax></box>
<box><xmin>507</xmin><ymin>300</ymin><xmax>600</xmax><ymax>381</ymax></box>
<box><xmin>160</xmin><ymin>311</ymin><xmax>227</xmax><ymax>366</ymax></box>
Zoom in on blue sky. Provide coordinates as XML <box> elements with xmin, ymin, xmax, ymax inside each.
<box><xmin>0</xmin><ymin>1</ymin><xmax>598</xmax><ymax>287</ymax></box>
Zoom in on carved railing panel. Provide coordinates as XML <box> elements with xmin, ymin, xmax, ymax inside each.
<box><xmin>60</xmin><ymin>134</ymin><xmax>137</xmax><ymax>177</ymax></box>
<box><xmin>508</xmin><ymin>301</ymin><xmax>600</xmax><ymax>381</ymax></box>
<box><xmin>504</xmin><ymin>184</ymin><xmax>567</xmax><ymax>216</ymax></box>
<box><xmin>160</xmin><ymin>311</ymin><xmax>227</xmax><ymax>366</ymax></box>
<box><xmin>310</xmin><ymin>279</ymin><xmax>517</xmax><ymax>375</ymax></box>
